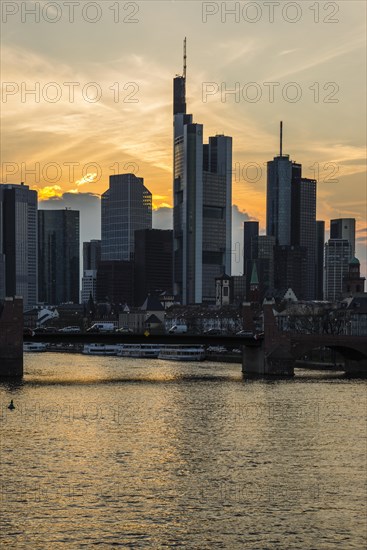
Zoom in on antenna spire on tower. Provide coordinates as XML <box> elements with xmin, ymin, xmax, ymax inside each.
<box><xmin>280</xmin><ymin>120</ymin><xmax>283</xmax><ymax>157</ymax></box>
<box><xmin>183</xmin><ymin>37</ymin><xmax>187</xmax><ymax>79</ymax></box>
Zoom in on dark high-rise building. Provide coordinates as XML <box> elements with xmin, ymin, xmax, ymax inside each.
<box><xmin>96</xmin><ymin>260</ymin><xmax>134</xmax><ymax>306</ymax></box>
<box><xmin>266</xmin><ymin>123</ymin><xmax>317</xmax><ymax>300</ymax></box>
<box><xmin>0</xmin><ymin>183</ymin><xmax>38</xmax><ymax>307</ymax></box>
<box><xmin>252</xmin><ymin>235</ymin><xmax>276</xmax><ymax>300</ymax></box>
<box><xmin>315</xmin><ymin>221</ymin><xmax>325</xmax><ymax>300</ymax></box>
<box><xmin>81</xmin><ymin>240</ymin><xmax>101</xmax><ymax>303</ymax></box>
<box><xmin>274</xmin><ymin>245</ymin><xmax>308</xmax><ymax>299</ymax></box>
<box><xmin>38</xmin><ymin>209</ymin><xmax>80</xmax><ymax>304</ymax></box>
<box><xmin>330</xmin><ymin>218</ymin><xmax>355</xmax><ymax>257</ymax></box>
<box><xmin>173</xmin><ymin>40</ymin><xmax>232</xmax><ymax>304</ymax></box>
<box><xmin>101</xmin><ymin>173</ymin><xmax>152</xmax><ymax>262</ymax></box>
<box><xmin>134</xmin><ymin>229</ymin><xmax>173</xmax><ymax>306</ymax></box>
<box><xmin>243</xmin><ymin>221</ymin><xmax>259</xmax><ymax>273</ymax></box>
<box><xmin>266</xmin><ymin>123</ymin><xmax>302</xmax><ymax>246</ymax></box>
<box><xmin>324</xmin><ymin>219</ymin><xmax>356</xmax><ymax>301</ymax></box>
<box><xmin>291</xmin><ymin>177</ymin><xmax>317</xmax><ymax>299</ymax></box>
<box><xmin>83</xmin><ymin>240</ymin><xmax>101</xmax><ymax>271</ymax></box>
<box><xmin>324</xmin><ymin>239</ymin><xmax>352</xmax><ymax>301</ymax></box>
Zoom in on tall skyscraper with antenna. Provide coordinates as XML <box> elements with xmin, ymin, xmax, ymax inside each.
<box><xmin>266</xmin><ymin>122</ymin><xmax>301</xmax><ymax>245</ymax></box>
<box><xmin>173</xmin><ymin>40</ymin><xmax>232</xmax><ymax>304</ymax></box>
<box><xmin>267</xmin><ymin>123</ymin><xmax>317</xmax><ymax>299</ymax></box>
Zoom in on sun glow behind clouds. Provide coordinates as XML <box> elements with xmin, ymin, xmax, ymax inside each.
<box><xmin>36</xmin><ymin>185</ymin><xmax>63</xmax><ymax>200</ymax></box>
<box><xmin>34</xmin><ymin>173</ymin><xmax>99</xmax><ymax>199</ymax></box>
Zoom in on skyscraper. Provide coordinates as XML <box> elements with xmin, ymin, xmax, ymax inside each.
<box><xmin>330</xmin><ymin>218</ymin><xmax>355</xmax><ymax>257</ymax></box>
<box><xmin>243</xmin><ymin>221</ymin><xmax>259</xmax><ymax>274</ymax></box>
<box><xmin>83</xmin><ymin>240</ymin><xmax>101</xmax><ymax>271</ymax></box>
<box><xmin>266</xmin><ymin>123</ymin><xmax>302</xmax><ymax>246</ymax></box>
<box><xmin>173</xmin><ymin>39</ymin><xmax>232</xmax><ymax>304</ymax></box>
<box><xmin>324</xmin><ymin>219</ymin><xmax>356</xmax><ymax>301</ymax></box>
<box><xmin>38</xmin><ymin>209</ymin><xmax>80</xmax><ymax>304</ymax></box>
<box><xmin>0</xmin><ymin>183</ymin><xmax>38</xmax><ymax>307</ymax></box>
<box><xmin>101</xmin><ymin>173</ymin><xmax>152</xmax><ymax>262</ymax></box>
<box><xmin>324</xmin><ymin>239</ymin><xmax>352</xmax><ymax>301</ymax></box>
<box><xmin>315</xmin><ymin>221</ymin><xmax>325</xmax><ymax>300</ymax></box>
<box><xmin>252</xmin><ymin>235</ymin><xmax>276</xmax><ymax>300</ymax></box>
<box><xmin>96</xmin><ymin>260</ymin><xmax>134</xmax><ymax>306</ymax></box>
<box><xmin>134</xmin><ymin>229</ymin><xmax>173</xmax><ymax>306</ymax></box>
<box><xmin>266</xmin><ymin>123</ymin><xmax>317</xmax><ymax>299</ymax></box>
<box><xmin>81</xmin><ymin>240</ymin><xmax>101</xmax><ymax>304</ymax></box>
<box><xmin>291</xmin><ymin>177</ymin><xmax>317</xmax><ymax>300</ymax></box>
<box><xmin>274</xmin><ymin>245</ymin><xmax>308</xmax><ymax>299</ymax></box>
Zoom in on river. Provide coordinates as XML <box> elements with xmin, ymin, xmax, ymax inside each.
<box><xmin>0</xmin><ymin>353</ymin><xmax>366</xmax><ymax>549</ymax></box>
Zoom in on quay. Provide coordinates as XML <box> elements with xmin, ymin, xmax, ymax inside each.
<box><xmin>0</xmin><ymin>297</ymin><xmax>23</xmax><ymax>378</ymax></box>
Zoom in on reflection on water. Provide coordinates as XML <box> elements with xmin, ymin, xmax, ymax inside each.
<box><xmin>1</xmin><ymin>353</ymin><xmax>366</xmax><ymax>549</ymax></box>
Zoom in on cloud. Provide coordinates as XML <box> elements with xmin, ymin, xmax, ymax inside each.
<box><xmin>35</xmin><ymin>185</ymin><xmax>63</xmax><ymax>200</ymax></box>
<box><xmin>39</xmin><ymin>192</ymin><xmax>101</xmax><ymax>247</ymax></box>
<box><xmin>153</xmin><ymin>207</ymin><xmax>173</xmax><ymax>230</ymax></box>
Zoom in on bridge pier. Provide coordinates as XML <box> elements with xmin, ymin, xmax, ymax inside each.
<box><xmin>344</xmin><ymin>358</ymin><xmax>367</xmax><ymax>377</ymax></box>
<box><xmin>0</xmin><ymin>297</ymin><xmax>23</xmax><ymax>379</ymax></box>
<box><xmin>242</xmin><ymin>344</ymin><xmax>295</xmax><ymax>377</ymax></box>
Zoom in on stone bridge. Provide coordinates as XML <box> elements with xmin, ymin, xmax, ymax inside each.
<box><xmin>242</xmin><ymin>304</ymin><xmax>367</xmax><ymax>377</ymax></box>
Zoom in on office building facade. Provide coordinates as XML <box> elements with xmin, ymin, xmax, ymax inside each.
<box><xmin>291</xmin><ymin>177</ymin><xmax>317</xmax><ymax>300</ymax></box>
<box><xmin>83</xmin><ymin>240</ymin><xmax>101</xmax><ymax>271</ymax></box>
<box><xmin>81</xmin><ymin>240</ymin><xmax>101</xmax><ymax>303</ymax></box>
<box><xmin>0</xmin><ymin>183</ymin><xmax>38</xmax><ymax>307</ymax></box>
<box><xmin>96</xmin><ymin>260</ymin><xmax>134</xmax><ymax>306</ymax></box>
<box><xmin>101</xmin><ymin>174</ymin><xmax>152</xmax><ymax>262</ymax></box>
<box><xmin>173</xmin><ymin>43</ymin><xmax>232</xmax><ymax>304</ymax></box>
<box><xmin>324</xmin><ymin>239</ymin><xmax>352</xmax><ymax>301</ymax></box>
<box><xmin>274</xmin><ymin>245</ymin><xmax>308</xmax><ymax>299</ymax></box>
<box><xmin>266</xmin><ymin>124</ymin><xmax>317</xmax><ymax>300</ymax></box>
<box><xmin>266</xmin><ymin>154</ymin><xmax>302</xmax><ymax>246</ymax></box>
<box><xmin>134</xmin><ymin>229</ymin><xmax>173</xmax><ymax>307</ymax></box>
<box><xmin>38</xmin><ymin>209</ymin><xmax>80</xmax><ymax>304</ymax></box>
<box><xmin>315</xmin><ymin>221</ymin><xmax>325</xmax><ymax>300</ymax></box>
<box><xmin>243</xmin><ymin>221</ymin><xmax>259</xmax><ymax>284</ymax></box>
<box><xmin>330</xmin><ymin>218</ymin><xmax>355</xmax><ymax>257</ymax></box>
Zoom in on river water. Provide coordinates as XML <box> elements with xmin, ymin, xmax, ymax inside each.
<box><xmin>0</xmin><ymin>353</ymin><xmax>366</xmax><ymax>549</ymax></box>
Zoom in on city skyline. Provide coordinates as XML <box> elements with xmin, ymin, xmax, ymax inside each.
<box><xmin>1</xmin><ymin>1</ymin><xmax>366</xmax><ymax>276</ymax></box>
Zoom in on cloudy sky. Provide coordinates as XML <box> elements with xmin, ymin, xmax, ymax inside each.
<box><xmin>1</xmin><ymin>0</ymin><xmax>366</xmax><ymax>274</ymax></box>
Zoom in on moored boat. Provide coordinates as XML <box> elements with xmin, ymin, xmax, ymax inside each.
<box><xmin>82</xmin><ymin>344</ymin><xmax>122</xmax><ymax>356</ymax></box>
<box><xmin>23</xmin><ymin>342</ymin><xmax>48</xmax><ymax>352</ymax></box>
<box><xmin>158</xmin><ymin>345</ymin><xmax>206</xmax><ymax>361</ymax></box>
<box><xmin>117</xmin><ymin>344</ymin><xmax>161</xmax><ymax>358</ymax></box>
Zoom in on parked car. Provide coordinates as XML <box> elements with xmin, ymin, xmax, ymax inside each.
<box><xmin>58</xmin><ymin>326</ymin><xmax>81</xmax><ymax>333</ymax></box>
<box><xmin>87</xmin><ymin>323</ymin><xmax>115</xmax><ymax>333</ymax></box>
<box><xmin>23</xmin><ymin>328</ymin><xmax>34</xmax><ymax>337</ymax></box>
<box><xmin>115</xmin><ymin>327</ymin><xmax>133</xmax><ymax>334</ymax></box>
<box><xmin>204</xmin><ymin>328</ymin><xmax>224</xmax><ymax>336</ymax></box>
<box><xmin>168</xmin><ymin>324</ymin><xmax>188</xmax><ymax>334</ymax></box>
<box><xmin>34</xmin><ymin>327</ymin><xmax>57</xmax><ymax>334</ymax></box>
<box><xmin>236</xmin><ymin>330</ymin><xmax>254</xmax><ymax>337</ymax></box>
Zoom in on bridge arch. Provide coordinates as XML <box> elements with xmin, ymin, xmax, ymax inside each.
<box><xmin>291</xmin><ymin>341</ymin><xmax>367</xmax><ymax>362</ymax></box>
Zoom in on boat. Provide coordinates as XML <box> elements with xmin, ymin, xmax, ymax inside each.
<box><xmin>82</xmin><ymin>344</ymin><xmax>122</xmax><ymax>356</ymax></box>
<box><xmin>117</xmin><ymin>344</ymin><xmax>161</xmax><ymax>358</ymax></box>
<box><xmin>158</xmin><ymin>345</ymin><xmax>206</xmax><ymax>361</ymax></box>
<box><xmin>23</xmin><ymin>342</ymin><xmax>47</xmax><ymax>352</ymax></box>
